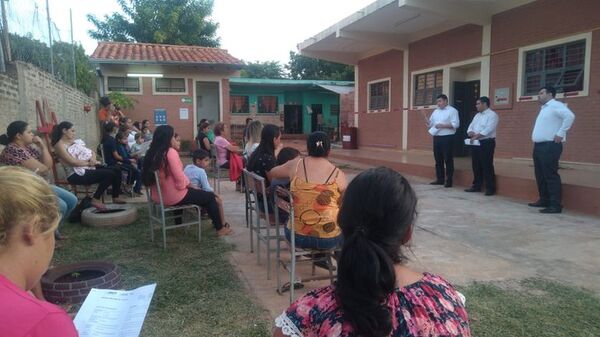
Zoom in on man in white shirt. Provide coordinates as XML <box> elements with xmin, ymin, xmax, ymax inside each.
<box><xmin>424</xmin><ymin>94</ymin><xmax>460</xmax><ymax>187</ymax></box>
<box><xmin>465</xmin><ymin>96</ymin><xmax>499</xmax><ymax>196</ymax></box>
<box><xmin>529</xmin><ymin>86</ymin><xmax>575</xmax><ymax>214</ymax></box>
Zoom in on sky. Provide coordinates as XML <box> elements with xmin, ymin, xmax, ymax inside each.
<box><xmin>5</xmin><ymin>0</ymin><xmax>374</xmax><ymax>65</ymax></box>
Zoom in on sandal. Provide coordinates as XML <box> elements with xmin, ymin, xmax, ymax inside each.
<box><xmin>278</xmin><ymin>281</ymin><xmax>304</xmax><ymax>294</ymax></box>
<box><xmin>216</xmin><ymin>227</ymin><xmax>234</xmax><ymax>237</ymax></box>
<box><xmin>91</xmin><ymin>201</ymin><xmax>108</xmax><ymax>211</ymax></box>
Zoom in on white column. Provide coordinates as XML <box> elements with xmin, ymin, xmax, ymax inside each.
<box><xmin>402</xmin><ymin>50</ymin><xmax>409</xmax><ymax>150</ymax></box>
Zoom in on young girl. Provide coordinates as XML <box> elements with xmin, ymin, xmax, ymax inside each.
<box><xmin>184</xmin><ymin>149</ymin><xmax>230</xmax><ymax>228</ymax></box>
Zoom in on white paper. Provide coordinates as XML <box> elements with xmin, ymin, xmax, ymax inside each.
<box><xmin>464</xmin><ymin>138</ymin><xmax>480</xmax><ymax>146</ymax></box>
<box><xmin>428</xmin><ymin>126</ymin><xmax>439</xmax><ymax>136</ymax></box>
<box><xmin>74</xmin><ymin>284</ymin><xmax>156</xmax><ymax>337</ymax></box>
<box><xmin>179</xmin><ymin>108</ymin><xmax>189</xmax><ymax>120</ymax></box>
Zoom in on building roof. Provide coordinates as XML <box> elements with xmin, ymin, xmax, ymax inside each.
<box><xmin>298</xmin><ymin>0</ymin><xmax>535</xmax><ymax>64</ymax></box>
<box><xmin>90</xmin><ymin>42</ymin><xmax>243</xmax><ymax>67</ymax></box>
<box><xmin>229</xmin><ymin>78</ymin><xmax>353</xmax><ymax>87</ymax></box>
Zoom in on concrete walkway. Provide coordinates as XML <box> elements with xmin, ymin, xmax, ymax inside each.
<box><xmin>217</xmin><ymin>158</ymin><xmax>600</xmax><ymax>322</ymax></box>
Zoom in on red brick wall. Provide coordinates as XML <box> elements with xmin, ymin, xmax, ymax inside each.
<box><xmin>125</xmin><ymin>78</ymin><xmax>195</xmax><ymax>142</ymax></box>
<box><xmin>407</xmin><ymin>108</ymin><xmax>434</xmax><ymax>151</ymax></box>
<box><xmin>356</xmin><ymin>50</ymin><xmax>404</xmax><ymax>148</ymax></box>
<box><xmin>339</xmin><ymin>91</ymin><xmax>355</xmax><ymax>127</ymax></box>
<box><xmin>491</xmin><ymin>0</ymin><xmax>600</xmax><ymax>52</ymax></box>
<box><xmin>409</xmin><ymin>24</ymin><xmax>482</xmax><ymax>71</ymax></box>
<box><xmin>489</xmin><ymin>0</ymin><xmax>600</xmax><ymax>163</ymax></box>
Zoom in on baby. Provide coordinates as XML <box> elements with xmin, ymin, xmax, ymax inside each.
<box><xmin>67</xmin><ymin>139</ymin><xmax>94</xmax><ymax>175</ymax></box>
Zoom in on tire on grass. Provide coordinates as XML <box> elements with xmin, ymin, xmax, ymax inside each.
<box><xmin>81</xmin><ymin>204</ymin><xmax>138</xmax><ymax>228</ymax></box>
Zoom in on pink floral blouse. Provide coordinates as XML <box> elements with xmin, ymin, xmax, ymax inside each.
<box><xmin>275</xmin><ymin>273</ymin><xmax>471</xmax><ymax>337</ymax></box>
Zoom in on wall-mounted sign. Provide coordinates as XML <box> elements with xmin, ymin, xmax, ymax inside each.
<box><xmin>179</xmin><ymin>108</ymin><xmax>189</xmax><ymax>120</ymax></box>
<box><xmin>181</xmin><ymin>97</ymin><xmax>193</xmax><ymax>104</ymax></box>
<box><xmin>494</xmin><ymin>87</ymin><xmax>512</xmax><ymax>109</ymax></box>
<box><xmin>154</xmin><ymin>109</ymin><xmax>167</xmax><ymax>125</ymax></box>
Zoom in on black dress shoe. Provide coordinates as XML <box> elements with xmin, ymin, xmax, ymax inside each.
<box><xmin>540</xmin><ymin>207</ymin><xmax>562</xmax><ymax>214</ymax></box>
<box><xmin>444</xmin><ymin>182</ymin><xmax>453</xmax><ymax>188</ymax></box>
<box><xmin>484</xmin><ymin>190</ymin><xmax>495</xmax><ymax>196</ymax></box>
<box><xmin>528</xmin><ymin>200</ymin><xmax>548</xmax><ymax>207</ymax></box>
<box><xmin>464</xmin><ymin>187</ymin><xmax>481</xmax><ymax>192</ymax></box>
<box><xmin>430</xmin><ymin>181</ymin><xmax>444</xmax><ymax>185</ymax></box>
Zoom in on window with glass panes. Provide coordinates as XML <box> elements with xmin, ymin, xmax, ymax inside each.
<box><xmin>523</xmin><ymin>40</ymin><xmax>585</xmax><ymax>95</ymax></box>
<box><xmin>155</xmin><ymin>78</ymin><xmax>186</xmax><ymax>93</ymax></box>
<box><xmin>107</xmin><ymin>77</ymin><xmax>140</xmax><ymax>92</ymax></box>
<box><xmin>258</xmin><ymin>96</ymin><xmax>278</xmax><ymax>113</ymax></box>
<box><xmin>230</xmin><ymin>95</ymin><xmax>249</xmax><ymax>113</ymax></box>
<box><xmin>368</xmin><ymin>80</ymin><xmax>390</xmax><ymax>111</ymax></box>
<box><xmin>414</xmin><ymin>71</ymin><xmax>443</xmax><ymax>106</ymax></box>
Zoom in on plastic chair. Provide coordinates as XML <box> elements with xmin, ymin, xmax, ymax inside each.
<box><xmin>146</xmin><ymin>171</ymin><xmax>201</xmax><ymax>249</ymax></box>
<box><xmin>274</xmin><ymin>186</ymin><xmax>337</xmax><ymax>304</ymax></box>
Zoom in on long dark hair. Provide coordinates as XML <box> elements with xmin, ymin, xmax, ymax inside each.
<box><xmin>51</xmin><ymin>121</ymin><xmax>73</xmax><ymax>146</ymax></box>
<box><xmin>336</xmin><ymin>167</ymin><xmax>417</xmax><ymax>337</ymax></box>
<box><xmin>247</xmin><ymin>124</ymin><xmax>280</xmax><ymax>170</ymax></box>
<box><xmin>0</xmin><ymin>121</ymin><xmax>28</xmax><ymax>145</ymax></box>
<box><xmin>142</xmin><ymin>125</ymin><xmax>174</xmax><ymax>186</ymax></box>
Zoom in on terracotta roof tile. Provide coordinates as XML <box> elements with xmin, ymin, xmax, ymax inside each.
<box><xmin>90</xmin><ymin>41</ymin><xmax>243</xmax><ymax>66</ymax></box>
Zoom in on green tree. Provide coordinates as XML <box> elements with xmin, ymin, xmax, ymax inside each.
<box><xmin>9</xmin><ymin>33</ymin><xmax>97</xmax><ymax>95</ymax></box>
<box><xmin>87</xmin><ymin>0</ymin><xmax>220</xmax><ymax>47</ymax></box>
<box><xmin>286</xmin><ymin>51</ymin><xmax>354</xmax><ymax>81</ymax></box>
<box><xmin>239</xmin><ymin>61</ymin><xmax>285</xmax><ymax>79</ymax></box>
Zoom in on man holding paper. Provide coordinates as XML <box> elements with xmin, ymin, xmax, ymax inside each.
<box><xmin>423</xmin><ymin>94</ymin><xmax>459</xmax><ymax>187</ymax></box>
<box><xmin>529</xmin><ymin>86</ymin><xmax>575</xmax><ymax>214</ymax></box>
<box><xmin>465</xmin><ymin>96</ymin><xmax>499</xmax><ymax>196</ymax></box>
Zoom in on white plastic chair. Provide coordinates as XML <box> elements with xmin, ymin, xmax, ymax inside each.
<box><xmin>146</xmin><ymin>171</ymin><xmax>201</xmax><ymax>249</ymax></box>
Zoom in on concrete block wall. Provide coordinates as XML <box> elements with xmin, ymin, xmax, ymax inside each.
<box><xmin>0</xmin><ymin>61</ymin><xmax>99</xmax><ymax>149</ymax></box>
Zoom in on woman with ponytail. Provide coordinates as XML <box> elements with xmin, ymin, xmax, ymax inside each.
<box><xmin>274</xmin><ymin>167</ymin><xmax>471</xmax><ymax>337</ymax></box>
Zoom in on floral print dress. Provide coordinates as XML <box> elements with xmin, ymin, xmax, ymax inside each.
<box><xmin>275</xmin><ymin>273</ymin><xmax>471</xmax><ymax>337</ymax></box>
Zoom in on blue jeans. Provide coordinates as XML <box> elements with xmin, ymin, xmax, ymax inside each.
<box><xmin>52</xmin><ymin>185</ymin><xmax>78</xmax><ymax>235</ymax></box>
<box><xmin>284</xmin><ymin>227</ymin><xmax>343</xmax><ymax>250</ymax></box>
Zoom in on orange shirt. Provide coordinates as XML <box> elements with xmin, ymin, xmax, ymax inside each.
<box><xmin>98</xmin><ymin>107</ymin><xmax>110</xmax><ymax>122</ymax></box>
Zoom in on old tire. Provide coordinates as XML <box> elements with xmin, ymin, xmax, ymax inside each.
<box><xmin>81</xmin><ymin>204</ymin><xmax>138</xmax><ymax>228</ymax></box>
<box><xmin>41</xmin><ymin>261</ymin><xmax>122</xmax><ymax>304</ymax></box>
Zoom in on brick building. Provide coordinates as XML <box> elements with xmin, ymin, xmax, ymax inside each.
<box><xmin>298</xmin><ymin>0</ymin><xmax>600</xmax><ymax>164</ymax></box>
<box><xmin>91</xmin><ymin>42</ymin><xmax>243</xmax><ymax>143</ymax></box>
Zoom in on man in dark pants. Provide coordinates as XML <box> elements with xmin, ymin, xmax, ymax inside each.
<box><xmin>424</xmin><ymin>94</ymin><xmax>459</xmax><ymax>187</ymax></box>
<box><xmin>465</xmin><ymin>96</ymin><xmax>499</xmax><ymax>195</ymax></box>
<box><xmin>529</xmin><ymin>86</ymin><xmax>575</xmax><ymax>214</ymax></box>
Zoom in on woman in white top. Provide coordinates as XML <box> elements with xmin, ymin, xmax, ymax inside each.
<box><xmin>243</xmin><ymin>120</ymin><xmax>263</xmax><ymax>161</ymax></box>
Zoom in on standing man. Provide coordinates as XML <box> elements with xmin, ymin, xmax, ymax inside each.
<box><xmin>465</xmin><ymin>96</ymin><xmax>499</xmax><ymax>196</ymax></box>
<box><xmin>529</xmin><ymin>86</ymin><xmax>575</xmax><ymax>214</ymax></box>
<box><xmin>424</xmin><ymin>94</ymin><xmax>459</xmax><ymax>187</ymax></box>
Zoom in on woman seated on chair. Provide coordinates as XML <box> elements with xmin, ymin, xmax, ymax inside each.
<box><xmin>0</xmin><ymin>121</ymin><xmax>77</xmax><ymax>240</ymax></box>
<box><xmin>142</xmin><ymin>125</ymin><xmax>233</xmax><ymax>237</ymax></box>
<box><xmin>243</xmin><ymin>120</ymin><xmax>263</xmax><ymax>161</ymax></box>
<box><xmin>0</xmin><ymin>166</ymin><xmax>78</xmax><ymax>337</ymax></box>
<box><xmin>52</xmin><ymin>121</ymin><xmax>125</xmax><ymax>210</ymax></box>
<box><xmin>213</xmin><ymin>122</ymin><xmax>240</xmax><ymax>169</ymax></box>
<box><xmin>273</xmin><ymin>167</ymin><xmax>471</xmax><ymax>337</ymax></box>
<box><xmin>196</xmin><ymin>121</ymin><xmax>212</xmax><ymax>153</ymax></box>
<box><xmin>269</xmin><ymin>131</ymin><xmax>346</xmax><ymax>251</ymax></box>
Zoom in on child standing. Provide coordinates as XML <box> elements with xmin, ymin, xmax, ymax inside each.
<box><xmin>184</xmin><ymin>149</ymin><xmax>230</xmax><ymax>228</ymax></box>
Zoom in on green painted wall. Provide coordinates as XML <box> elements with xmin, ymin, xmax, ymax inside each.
<box><xmin>230</xmin><ymin>85</ymin><xmax>340</xmax><ymax>135</ymax></box>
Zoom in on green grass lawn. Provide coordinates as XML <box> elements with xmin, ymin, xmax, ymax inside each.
<box><xmin>53</xmin><ymin>206</ymin><xmax>599</xmax><ymax>337</ymax></box>
<box><xmin>459</xmin><ymin>278</ymin><xmax>600</xmax><ymax>337</ymax></box>
<box><xmin>53</xmin><ymin>206</ymin><xmax>271</xmax><ymax>337</ymax></box>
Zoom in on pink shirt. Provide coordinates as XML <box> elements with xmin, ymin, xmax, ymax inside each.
<box><xmin>151</xmin><ymin>147</ymin><xmax>190</xmax><ymax>206</ymax></box>
<box><xmin>214</xmin><ymin>136</ymin><xmax>231</xmax><ymax>166</ymax></box>
<box><xmin>0</xmin><ymin>274</ymin><xmax>78</xmax><ymax>337</ymax></box>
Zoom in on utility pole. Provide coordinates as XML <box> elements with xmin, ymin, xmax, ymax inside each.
<box><xmin>45</xmin><ymin>0</ymin><xmax>54</xmax><ymax>76</ymax></box>
<box><xmin>1</xmin><ymin>0</ymin><xmax>11</xmax><ymax>62</ymax></box>
<box><xmin>70</xmin><ymin>8</ymin><xmax>76</xmax><ymax>87</ymax></box>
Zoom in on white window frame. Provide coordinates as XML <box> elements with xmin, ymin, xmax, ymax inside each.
<box><xmin>152</xmin><ymin>77</ymin><xmax>188</xmax><ymax>95</ymax></box>
<box><xmin>367</xmin><ymin>77</ymin><xmax>391</xmax><ymax>113</ymax></box>
<box><xmin>106</xmin><ymin>76</ymin><xmax>143</xmax><ymax>95</ymax></box>
<box><xmin>516</xmin><ymin>32</ymin><xmax>592</xmax><ymax>101</ymax></box>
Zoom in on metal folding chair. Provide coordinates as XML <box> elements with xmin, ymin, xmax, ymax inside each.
<box><xmin>244</xmin><ymin>169</ymin><xmax>283</xmax><ymax>280</ymax></box>
<box><xmin>146</xmin><ymin>171</ymin><xmax>202</xmax><ymax>249</ymax></box>
<box><xmin>274</xmin><ymin>186</ymin><xmax>338</xmax><ymax>304</ymax></box>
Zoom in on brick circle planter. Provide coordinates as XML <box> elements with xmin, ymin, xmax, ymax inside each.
<box><xmin>41</xmin><ymin>261</ymin><xmax>122</xmax><ymax>304</ymax></box>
